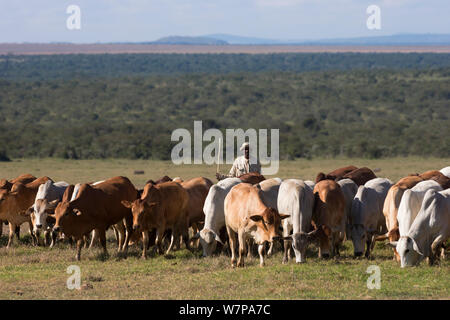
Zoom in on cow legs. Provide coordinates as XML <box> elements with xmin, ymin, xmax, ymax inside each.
<box><xmin>237</xmin><ymin>230</ymin><xmax>246</xmax><ymax>267</ymax></box>
<box><xmin>50</xmin><ymin>230</ymin><xmax>58</xmax><ymax>248</ymax></box>
<box><xmin>14</xmin><ymin>225</ymin><xmax>20</xmax><ymax>241</ymax></box>
<box><xmin>122</xmin><ymin>216</ymin><xmax>133</xmax><ymax>254</ymax></box>
<box><xmin>267</xmin><ymin>242</ymin><xmax>274</xmax><ymax>257</ymax></box>
<box><xmin>114</xmin><ymin>222</ymin><xmax>125</xmax><ymax>253</ymax></box>
<box><xmin>141</xmin><ymin>231</ymin><xmax>149</xmax><ymax>259</ymax></box>
<box><xmin>98</xmin><ymin>229</ymin><xmax>108</xmax><ymax>257</ymax></box>
<box><xmin>44</xmin><ymin>230</ymin><xmax>51</xmax><ymax>247</ymax></box>
<box><xmin>153</xmin><ymin>227</ymin><xmax>165</xmax><ymax>255</ymax></box>
<box><xmin>282</xmin><ymin>239</ymin><xmax>291</xmax><ymax>264</ymax></box>
<box><xmin>258</xmin><ymin>244</ymin><xmax>265</xmax><ymax>267</ymax></box>
<box><xmin>166</xmin><ymin>231</ymin><xmax>176</xmax><ymax>254</ymax></box>
<box><xmin>246</xmin><ymin>238</ymin><xmax>253</xmax><ymax>258</ymax></box>
<box><xmin>332</xmin><ymin>232</ymin><xmax>341</xmax><ymax>257</ymax></box>
<box><xmin>7</xmin><ymin>223</ymin><xmax>19</xmax><ymax>248</ymax></box>
<box><xmin>75</xmin><ymin>238</ymin><xmax>83</xmax><ymax>261</ymax></box>
<box><xmin>27</xmin><ymin>221</ymin><xmax>38</xmax><ymax>246</ymax></box>
<box><xmin>182</xmin><ymin>227</ymin><xmax>191</xmax><ymax>252</ymax></box>
<box><xmin>226</xmin><ymin>225</ymin><xmax>238</xmax><ymax>268</ymax></box>
<box><xmin>429</xmin><ymin>235</ymin><xmax>445</xmax><ymax>266</ymax></box>
<box><xmin>89</xmin><ymin>229</ymin><xmax>99</xmax><ymax>249</ymax></box>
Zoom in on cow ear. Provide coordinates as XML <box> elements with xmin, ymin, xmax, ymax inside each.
<box><xmin>121</xmin><ymin>200</ymin><xmax>132</xmax><ymax>208</ymax></box>
<box><xmin>23</xmin><ymin>206</ymin><xmax>34</xmax><ymax>217</ymax></box>
<box><xmin>278</xmin><ymin>213</ymin><xmax>290</xmax><ymax>220</ymax></box>
<box><xmin>387</xmin><ymin>241</ymin><xmax>398</xmax><ymax>248</ymax></box>
<box><xmin>249</xmin><ymin>215</ymin><xmax>263</xmax><ymax>222</ymax></box>
<box><xmin>306</xmin><ymin>228</ymin><xmax>320</xmax><ymax>240</ymax></box>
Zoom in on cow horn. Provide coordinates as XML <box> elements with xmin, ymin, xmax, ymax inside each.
<box><xmin>212</xmin><ymin>231</ymin><xmax>224</xmax><ymax>245</ymax></box>
<box><xmin>374</xmin><ymin>233</ymin><xmax>389</xmax><ymax>241</ymax></box>
<box><xmin>412</xmin><ymin>238</ymin><xmax>423</xmax><ymax>256</ymax></box>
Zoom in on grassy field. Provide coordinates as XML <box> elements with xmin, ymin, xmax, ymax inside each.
<box><xmin>0</xmin><ymin>157</ymin><xmax>449</xmax><ymax>299</ymax></box>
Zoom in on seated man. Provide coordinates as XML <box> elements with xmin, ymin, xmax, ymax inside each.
<box><xmin>216</xmin><ymin>142</ymin><xmax>261</xmax><ymax>180</ymax></box>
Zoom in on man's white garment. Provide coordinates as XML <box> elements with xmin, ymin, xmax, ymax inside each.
<box><xmin>227</xmin><ymin>155</ymin><xmax>261</xmax><ymax>177</ymax></box>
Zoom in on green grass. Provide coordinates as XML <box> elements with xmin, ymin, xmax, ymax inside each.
<box><xmin>0</xmin><ymin>158</ymin><xmax>449</xmax><ymax>299</ymax></box>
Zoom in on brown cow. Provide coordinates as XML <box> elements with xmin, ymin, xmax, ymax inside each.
<box><xmin>315</xmin><ymin>165</ymin><xmax>358</xmax><ymax>183</ymax></box>
<box><xmin>122</xmin><ymin>181</ymin><xmax>190</xmax><ymax>259</ymax></box>
<box><xmin>224</xmin><ymin>183</ymin><xmax>288</xmax><ymax>267</ymax></box>
<box><xmin>145</xmin><ymin>175</ymin><xmax>172</xmax><ymax>185</ymax></box>
<box><xmin>419</xmin><ymin>170</ymin><xmax>450</xmax><ymax>189</ymax></box>
<box><xmin>181</xmin><ymin>177</ymin><xmax>213</xmax><ymax>232</ymax></box>
<box><xmin>238</xmin><ymin>172</ymin><xmax>266</xmax><ymax>185</ymax></box>
<box><xmin>378</xmin><ymin>175</ymin><xmax>423</xmax><ymax>261</ymax></box>
<box><xmin>0</xmin><ymin>174</ymin><xmax>36</xmax><ymax>237</ymax></box>
<box><xmin>340</xmin><ymin>167</ymin><xmax>377</xmax><ymax>186</ymax></box>
<box><xmin>312</xmin><ymin>180</ymin><xmax>346</xmax><ymax>258</ymax></box>
<box><xmin>0</xmin><ymin>176</ymin><xmax>52</xmax><ymax>247</ymax></box>
<box><xmin>52</xmin><ymin>176</ymin><xmax>137</xmax><ymax>260</ymax></box>
<box><xmin>0</xmin><ymin>174</ymin><xmax>36</xmax><ymax>190</ymax></box>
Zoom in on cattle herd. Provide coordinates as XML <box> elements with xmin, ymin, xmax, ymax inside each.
<box><xmin>0</xmin><ymin>166</ymin><xmax>449</xmax><ymax>269</ymax></box>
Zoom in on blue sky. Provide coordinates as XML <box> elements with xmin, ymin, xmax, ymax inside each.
<box><xmin>0</xmin><ymin>0</ymin><xmax>449</xmax><ymax>43</ymax></box>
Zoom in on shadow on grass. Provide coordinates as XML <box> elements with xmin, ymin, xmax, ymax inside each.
<box><xmin>0</xmin><ymin>234</ymin><xmax>36</xmax><ymax>247</ymax></box>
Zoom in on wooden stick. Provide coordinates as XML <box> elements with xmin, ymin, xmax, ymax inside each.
<box><xmin>217</xmin><ymin>138</ymin><xmax>221</xmax><ymax>174</ymax></box>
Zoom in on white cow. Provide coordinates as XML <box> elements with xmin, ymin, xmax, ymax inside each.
<box><xmin>337</xmin><ymin>178</ymin><xmax>358</xmax><ymax>240</ymax></box>
<box><xmin>194</xmin><ymin>178</ymin><xmax>242</xmax><ymax>257</ymax></box>
<box><xmin>277</xmin><ymin>179</ymin><xmax>314</xmax><ymax>263</ymax></box>
<box><xmin>29</xmin><ymin>180</ymin><xmax>69</xmax><ymax>246</ymax></box>
<box><xmin>440</xmin><ymin>166</ymin><xmax>450</xmax><ymax>178</ymax></box>
<box><xmin>397</xmin><ymin>180</ymin><xmax>442</xmax><ymax>237</ymax></box>
<box><xmin>351</xmin><ymin>178</ymin><xmax>392</xmax><ymax>257</ymax></box>
<box><xmin>394</xmin><ymin>189</ymin><xmax>450</xmax><ymax>267</ymax></box>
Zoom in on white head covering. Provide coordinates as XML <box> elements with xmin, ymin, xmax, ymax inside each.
<box><xmin>240</xmin><ymin>142</ymin><xmax>249</xmax><ymax>151</ymax></box>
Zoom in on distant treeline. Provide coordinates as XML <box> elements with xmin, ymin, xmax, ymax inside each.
<box><xmin>1</xmin><ymin>53</ymin><xmax>450</xmax><ymax>81</ymax></box>
<box><xmin>0</xmin><ymin>67</ymin><xmax>449</xmax><ymax>160</ymax></box>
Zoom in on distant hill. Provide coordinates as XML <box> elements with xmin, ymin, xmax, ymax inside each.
<box><xmin>202</xmin><ymin>33</ymin><xmax>450</xmax><ymax>45</ymax></box>
<box><xmin>203</xmin><ymin>34</ymin><xmax>284</xmax><ymax>45</ymax></box>
<box><xmin>154</xmin><ymin>36</ymin><xmax>228</xmax><ymax>45</ymax></box>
